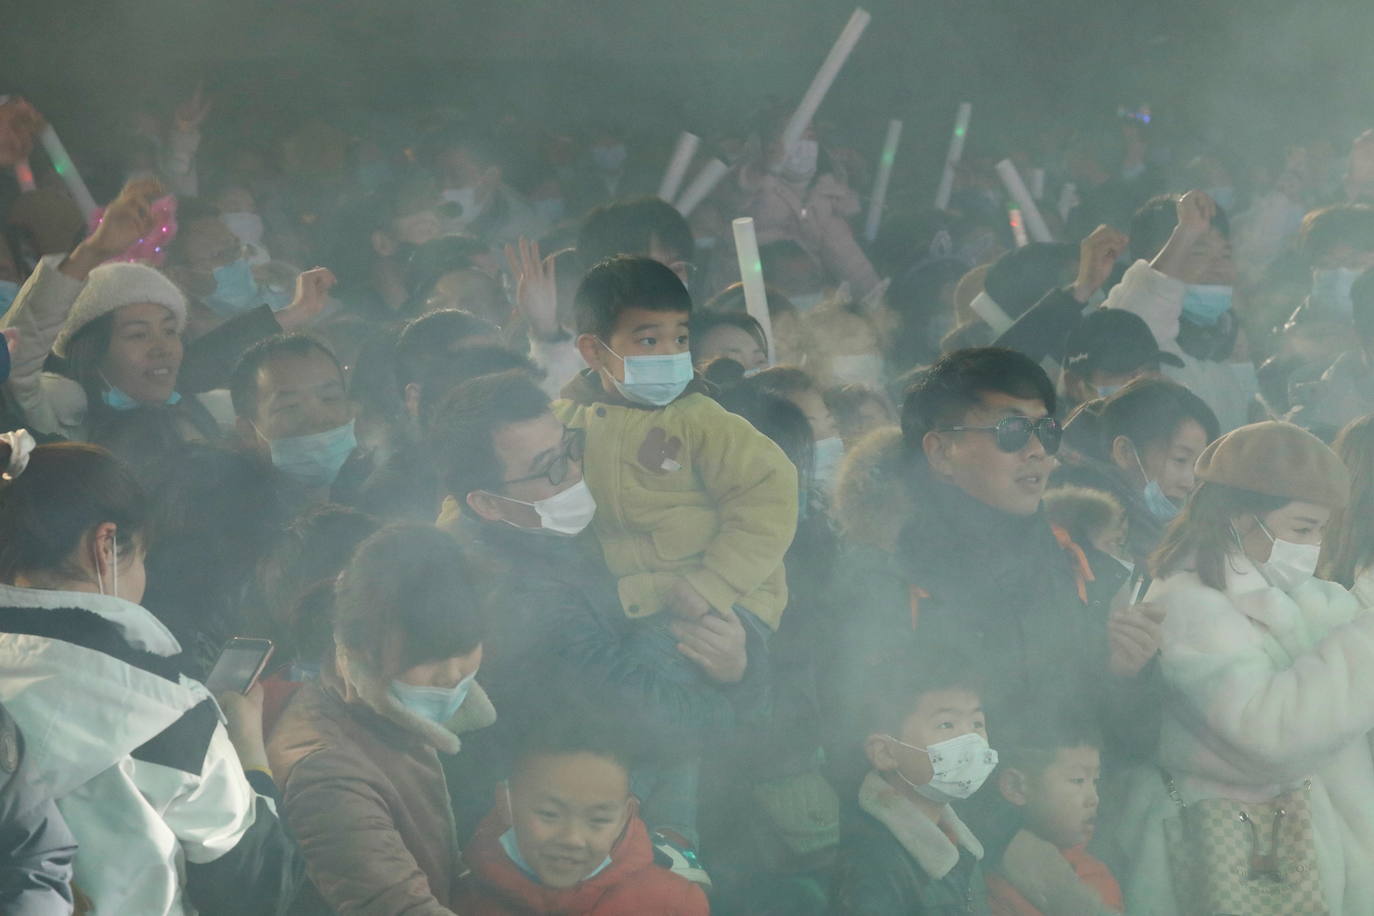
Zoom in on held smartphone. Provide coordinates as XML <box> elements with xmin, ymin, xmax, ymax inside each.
<box><xmin>205</xmin><ymin>637</ymin><xmax>275</xmax><ymax>694</ymax></box>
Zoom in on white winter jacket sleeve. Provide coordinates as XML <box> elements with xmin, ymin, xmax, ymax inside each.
<box><xmin>0</xmin><ymin>256</ymin><xmax>88</xmax><ymax>438</ymax></box>
<box><xmin>1155</xmin><ymin>568</ymin><xmax>1374</xmax><ymax>785</ymax></box>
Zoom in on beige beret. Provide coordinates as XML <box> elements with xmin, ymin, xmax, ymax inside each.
<box><xmin>1195</xmin><ymin>421</ymin><xmax>1350</xmax><ymax>509</ymax></box>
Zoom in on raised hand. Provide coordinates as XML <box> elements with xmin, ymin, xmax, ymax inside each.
<box><xmin>1072</xmin><ymin>224</ymin><xmax>1129</xmax><ymax>303</ymax></box>
<box><xmin>174</xmin><ymin>85</ymin><xmax>213</xmax><ymax>133</ymax></box>
<box><xmin>505</xmin><ymin>237</ymin><xmax>561</xmax><ymax>340</ymax></box>
<box><xmin>277</xmin><ymin>267</ymin><xmax>337</xmax><ymax>330</ymax></box>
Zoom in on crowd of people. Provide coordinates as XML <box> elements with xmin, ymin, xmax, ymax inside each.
<box><xmin>1</xmin><ymin>75</ymin><xmax>1374</xmax><ymax>915</ymax></box>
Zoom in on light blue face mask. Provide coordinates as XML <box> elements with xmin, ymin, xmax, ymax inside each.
<box><xmin>600</xmin><ymin>343</ymin><xmax>693</xmax><ymax>407</ymax></box>
<box><xmin>102</xmin><ymin>386</ymin><xmax>182</xmax><ymax>410</ymax></box>
<box><xmin>498</xmin><ymin>827</ymin><xmax>613</xmax><ymax>885</ymax></box>
<box><xmin>268</xmin><ymin>419</ymin><xmax>357</xmax><ymax>489</ymax></box>
<box><xmin>206</xmin><ymin>258</ymin><xmax>262</xmax><ymax>317</ymax></box>
<box><xmin>1095</xmin><ymin>383</ymin><xmax>1124</xmax><ymax>399</ymax></box>
<box><xmin>1180</xmin><ymin>284</ymin><xmax>1233</xmax><ymax>327</ymax></box>
<box><xmin>1310</xmin><ymin>267</ymin><xmax>1361</xmax><ymax>318</ymax></box>
<box><xmin>0</xmin><ymin>279</ymin><xmax>19</xmax><ymax>319</ymax></box>
<box><xmin>389</xmin><ymin>671</ymin><xmax>476</xmax><ymax>725</ymax></box>
<box><xmin>1132</xmin><ymin>444</ymin><xmax>1179</xmax><ymax>522</ymax></box>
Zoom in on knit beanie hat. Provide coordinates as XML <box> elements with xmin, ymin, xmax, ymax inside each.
<box><xmin>53</xmin><ymin>262</ymin><xmax>187</xmax><ymax>357</ymax></box>
<box><xmin>1195</xmin><ymin>420</ymin><xmax>1350</xmax><ymax>509</ymax></box>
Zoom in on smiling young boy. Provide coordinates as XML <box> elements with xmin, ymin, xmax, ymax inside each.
<box><xmin>554</xmin><ymin>255</ymin><xmax>798</xmax><ymax>630</ymax></box>
<box><xmin>460</xmin><ymin>713</ymin><xmax>708</xmax><ymax>915</ymax></box>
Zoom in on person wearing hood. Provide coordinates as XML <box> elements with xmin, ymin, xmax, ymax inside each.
<box><xmin>0</xmin><ymin>441</ymin><xmax>301</xmax><ymax>915</ymax></box>
<box><xmin>268</xmin><ymin>523</ymin><xmax>495</xmax><ymax>916</ymax></box>
<box><xmin>737</xmin><ymin>114</ymin><xmax>880</xmax><ymax>298</ymax></box>
<box><xmin>1101</xmin><ymin>190</ymin><xmax>1258</xmax><ymax>432</ymax></box>
<box><xmin>1109</xmin><ymin>422</ymin><xmax>1374</xmax><ymax>915</ymax></box>
<box><xmin>0</xmin><ymin>181</ymin><xmax>334</xmax><ymax>444</ymax></box>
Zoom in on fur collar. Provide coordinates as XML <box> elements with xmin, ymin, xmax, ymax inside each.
<box><xmin>333</xmin><ymin>638</ymin><xmax>496</xmax><ymax>755</ymax></box>
<box><xmin>859</xmin><ymin>770</ymin><xmax>982</xmax><ymax>879</ymax></box>
<box><xmin>0</xmin><ymin>583</ymin><xmax>181</xmax><ymax>656</ymax></box>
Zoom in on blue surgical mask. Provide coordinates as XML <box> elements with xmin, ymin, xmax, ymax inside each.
<box><xmin>600</xmin><ymin>343</ymin><xmax>694</xmax><ymax>407</ymax></box>
<box><xmin>0</xmin><ymin>279</ymin><xmax>19</xmax><ymax>319</ymax></box>
<box><xmin>389</xmin><ymin>671</ymin><xmax>476</xmax><ymax>725</ymax></box>
<box><xmin>268</xmin><ymin>419</ymin><xmax>357</xmax><ymax>489</ymax></box>
<box><xmin>1311</xmin><ymin>267</ymin><xmax>1361</xmax><ymax>318</ymax></box>
<box><xmin>813</xmin><ymin>436</ymin><xmax>846</xmax><ymax>494</ymax></box>
<box><xmin>592</xmin><ymin>144</ymin><xmax>627</xmax><ymax>174</ymax></box>
<box><xmin>499</xmin><ymin>827</ymin><xmax>613</xmax><ymax>885</ymax></box>
<box><xmin>1132</xmin><ymin>444</ymin><xmax>1179</xmax><ymax>522</ymax></box>
<box><xmin>206</xmin><ymin>258</ymin><xmax>261</xmax><ymax>317</ymax></box>
<box><xmin>102</xmin><ymin>386</ymin><xmax>182</xmax><ymax>410</ymax></box>
<box><xmin>1180</xmin><ymin>284</ymin><xmax>1233</xmax><ymax>327</ymax></box>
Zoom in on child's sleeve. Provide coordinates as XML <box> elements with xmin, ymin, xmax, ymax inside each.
<box><xmin>680</xmin><ymin>402</ymin><xmax>799</xmax><ymax>615</ymax></box>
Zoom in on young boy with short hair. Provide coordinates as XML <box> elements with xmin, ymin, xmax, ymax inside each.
<box><xmin>831</xmin><ymin>649</ymin><xmax>997</xmax><ymax>914</ymax></box>
<box><xmin>557</xmin><ymin>255</ymin><xmax>799</xmax><ymax>629</ymax></box>
<box><xmin>986</xmin><ymin>709</ymin><xmax>1123</xmax><ymax>915</ymax></box>
<box><xmin>460</xmin><ymin>713</ymin><xmax>708</xmax><ymax>915</ymax></box>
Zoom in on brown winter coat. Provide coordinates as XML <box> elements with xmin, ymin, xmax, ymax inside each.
<box><xmin>268</xmin><ymin>644</ymin><xmax>496</xmax><ymax>916</ymax></box>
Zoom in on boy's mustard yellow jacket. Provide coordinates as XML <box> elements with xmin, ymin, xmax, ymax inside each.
<box><xmin>554</xmin><ymin>370</ymin><xmax>798</xmax><ymax>630</ymax></box>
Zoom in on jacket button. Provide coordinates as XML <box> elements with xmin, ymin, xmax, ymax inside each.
<box><xmin>596</xmin><ymin>407</ymin><xmax>607</xmax><ymax>418</ymax></box>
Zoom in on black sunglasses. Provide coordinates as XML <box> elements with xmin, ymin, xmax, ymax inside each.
<box><xmin>939</xmin><ymin>416</ymin><xmax>1062</xmax><ymax>455</ymax></box>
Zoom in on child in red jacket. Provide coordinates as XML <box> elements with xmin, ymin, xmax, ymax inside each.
<box><xmin>460</xmin><ymin>714</ymin><xmax>708</xmax><ymax>915</ymax></box>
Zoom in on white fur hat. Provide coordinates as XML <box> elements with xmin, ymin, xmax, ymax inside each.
<box><xmin>53</xmin><ymin>262</ymin><xmax>187</xmax><ymax>358</ymax></box>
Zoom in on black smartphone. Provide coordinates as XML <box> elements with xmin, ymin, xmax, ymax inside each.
<box><xmin>205</xmin><ymin>637</ymin><xmax>275</xmax><ymax>694</ymax></box>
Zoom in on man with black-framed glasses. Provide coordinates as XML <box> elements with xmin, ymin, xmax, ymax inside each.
<box><xmin>430</xmin><ymin>369</ymin><xmax>768</xmax><ymax>881</ymax></box>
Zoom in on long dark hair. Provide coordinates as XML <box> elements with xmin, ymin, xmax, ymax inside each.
<box><xmin>1150</xmin><ymin>482</ymin><xmax>1289</xmax><ymax>590</ymax></box>
<box><xmin>1319</xmin><ymin>415</ymin><xmax>1374</xmax><ymax>588</ymax></box>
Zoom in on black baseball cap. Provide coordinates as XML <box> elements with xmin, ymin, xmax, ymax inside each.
<box><xmin>1063</xmin><ymin>308</ymin><xmax>1184</xmax><ymax>377</ymax></box>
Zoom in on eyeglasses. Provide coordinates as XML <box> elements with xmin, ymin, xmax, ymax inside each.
<box><xmin>939</xmin><ymin>416</ymin><xmax>1062</xmax><ymax>455</ymax></box>
<box><xmin>502</xmin><ymin>428</ymin><xmax>586</xmax><ymax>487</ymax></box>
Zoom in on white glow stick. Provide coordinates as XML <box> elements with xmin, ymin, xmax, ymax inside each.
<box><xmin>674</xmin><ymin>158</ymin><xmax>729</xmax><ymax>218</ymax></box>
<box><xmin>779</xmin><ymin>8</ymin><xmax>872</xmax><ymax>158</ymax></box>
<box><xmin>38</xmin><ymin>125</ymin><xmax>96</xmax><ymax>218</ymax></box>
<box><xmin>968</xmin><ymin>290</ymin><xmax>1013</xmax><ymax>335</ymax></box>
<box><xmin>934</xmin><ymin>102</ymin><xmax>971</xmax><ymax>210</ymax></box>
<box><xmin>731</xmin><ymin>218</ymin><xmax>775</xmax><ymax>364</ymax></box>
<box><xmin>12</xmin><ymin>160</ymin><xmax>35</xmax><ymax>192</ymax></box>
<box><xmin>864</xmin><ymin>119</ymin><xmax>903</xmax><ymax>242</ymax></box>
<box><xmin>657</xmin><ymin>132</ymin><xmax>700</xmax><ymax>203</ymax></box>
<box><xmin>1009</xmin><ymin>208</ymin><xmax>1029</xmax><ymax>248</ymax></box>
<box><xmin>995</xmin><ymin>159</ymin><xmax>1052</xmax><ymax>243</ymax></box>
<box><xmin>1029</xmin><ymin>168</ymin><xmax>1046</xmax><ymax>201</ymax></box>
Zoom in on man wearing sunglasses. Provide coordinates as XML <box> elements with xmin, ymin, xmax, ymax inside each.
<box><xmin>431</xmin><ymin>369</ymin><xmax>767</xmax><ymax>864</ymax></box>
<box><xmin>836</xmin><ymin>348</ymin><xmax>1163</xmax><ymax>853</ymax></box>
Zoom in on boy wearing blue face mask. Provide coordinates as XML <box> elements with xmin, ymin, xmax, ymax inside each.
<box><xmin>833</xmin><ymin>648</ymin><xmax>995</xmax><ymax>914</ymax></box>
<box><xmin>558</xmin><ymin>255</ymin><xmax>799</xmax><ymax>632</ymax></box>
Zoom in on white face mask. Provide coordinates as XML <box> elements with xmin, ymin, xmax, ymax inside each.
<box><xmin>780</xmin><ymin>139</ymin><xmax>819</xmax><ymax>183</ymax></box>
<box><xmin>1253</xmin><ymin>517</ymin><xmax>1321</xmax><ymax>592</ymax></box>
<box><xmin>222</xmin><ymin>211</ymin><xmax>265</xmax><ymax>248</ymax></box>
<box><xmin>813</xmin><ymin>437</ymin><xmax>846</xmax><ymax>494</ymax></box>
<box><xmin>496</xmin><ymin>479</ymin><xmax>598</xmax><ymax>536</ymax></box>
<box><xmin>882</xmin><ymin>732</ymin><xmax>999</xmax><ymax>804</ymax></box>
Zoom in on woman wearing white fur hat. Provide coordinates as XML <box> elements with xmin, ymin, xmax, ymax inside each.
<box><xmin>0</xmin><ymin>179</ymin><xmax>333</xmax><ymax>444</ymax></box>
